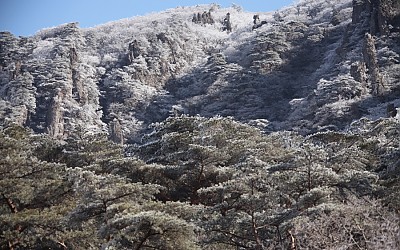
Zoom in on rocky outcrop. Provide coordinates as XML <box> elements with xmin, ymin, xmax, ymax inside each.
<box><xmin>192</xmin><ymin>11</ymin><xmax>215</xmax><ymax>25</ymax></box>
<box><xmin>378</xmin><ymin>0</ymin><xmax>400</xmax><ymax>32</ymax></box>
<box><xmin>128</xmin><ymin>40</ymin><xmax>141</xmax><ymax>64</ymax></box>
<box><xmin>387</xmin><ymin>103</ymin><xmax>397</xmax><ymax>117</ymax></box>
<box><xmin>352</xmin><ymin>0</ymin><xmax>400</xmax><ymax>35</ymax></box>
<box><xmin>350</xmin><ymin>61</ymin><xmax>367</xmax><ymax>84</ymax></box>
<box><xmin>0</xmin><ymin>32</ymin><xmax>37</xmax><ymax>127</ymax></box>
<box><xmin>109</xmin><ymin>118</ymin><xmax>123</xmax><ymax>144</ymax></box>
<box><xmin>0</xmin><ymin>23</ymin><xmax>104</xmax><ymax>138</ymax></box>
<box><xmin>46</xmin><ymin>90</ymin><xmax>65</xmax><ymax>139</ymax></box>
<box><xmin>1</xmin><ymin>1</ymin><xmax>400</xmax><ymax>141</ymax></box>
<box><xmin>0</xmin><ymin>32</ymin><xmax>17</xmax><ymax>70</ymax></box>
<box><xmin>350</xmin><ymin>61</ymin><xmax>369</xmax><ymax>95</ymax></box>
<box><xmin>363</xmin><ymin>33</ymin><xmax>385</xmax><ymax>96</ymax></box>
<box><xmin>352</xmin><ymin>0</ymin><xmax>368</xmax><ymax>24</ymax></box>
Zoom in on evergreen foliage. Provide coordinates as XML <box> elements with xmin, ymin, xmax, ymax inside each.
<box><xmin>1</xmin><ymin>0</ymin><xmax>400</xmax><ymax>248</ymax></box>
<box><xmin>1</xmin><ymin>113</ymin><xmax>399</xmax><ymax>249</ymax></box>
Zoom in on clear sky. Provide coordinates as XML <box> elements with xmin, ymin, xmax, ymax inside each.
<box><xmin>0</xmin><ymin>0</ymin><xmax>295</xmax><ymax>37</ymax></box>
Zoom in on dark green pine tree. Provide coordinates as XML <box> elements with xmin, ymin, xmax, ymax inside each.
<box><xmin>0</xmin><ymin>125</ymin><xmax>74</xmax><ymax>249</ymax></box>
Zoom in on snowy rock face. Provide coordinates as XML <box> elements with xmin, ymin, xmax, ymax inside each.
<box><xmin>352</xmin><ymin>0</ymin><xmax>400</xmax><ymax>35</ymax></box>
<box><xmin>1</xmin><ymin>0</ymin><xmax>400</xmax><ymax>141</ymax></box>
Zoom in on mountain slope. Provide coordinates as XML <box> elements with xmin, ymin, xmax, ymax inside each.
<box><xmin>1</xmin><ymin>0</ymin><xmax>399</xmax><ymax>142</ymax></box>
<box><xmin>1</xmin><ymin>1</ymin><xmax>400</xmax><ymax>248</ymax></box>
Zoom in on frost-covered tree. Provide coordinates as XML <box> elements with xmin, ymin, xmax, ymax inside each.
<box><xmin>138</xmin><ymin>116</ymin><xmax>233</xmax><ymax>203</ymax></box>
<box><xmin>101</xmin><ymin>211</ymin><xmax>199</xmax><ymax>250</ymax></box>
<box><xmin>0</xmin><ymin>125</ymin><xmax>73</xmax><ymax>249</ymax></box>
<box><xmin>292</xmin><ymin>196</ymin><xmax>400</xmax><ymax>249</ymax></box>
<box><xmin>137</xmin><ymin>116</ymin><xmax>289</xmax><ymax>204</ymax></box>
<box><xmin>1</xmin><ymin>113</ymin><xmax>399</xmax><ymax>249</ymax></box>
<box><xmin>65</xmin><ymin>168</ymin><xmax>162</xmax><ymax>248</ymax></box>
<box><xmin>61</xmin><ymin>130</ymin><xmax>122</xmax><ymax>168</ymax></box>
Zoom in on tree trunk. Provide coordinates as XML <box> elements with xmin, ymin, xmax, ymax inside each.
<box><xmin>251</xmin><ymin>212</ymin><xmax>263</xmax><ymax>250</ymax></box>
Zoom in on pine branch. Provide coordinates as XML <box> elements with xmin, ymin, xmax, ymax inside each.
<box><xmin>2</xmin><ymin>193</ymin><xmax>18</xmax><ymax>213</ymax></box>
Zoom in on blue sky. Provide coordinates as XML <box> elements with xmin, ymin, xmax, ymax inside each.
<box><xmin>0</xmin><ymin>0</ymin><xmax>295</xmax><ymax>37</ymax></box>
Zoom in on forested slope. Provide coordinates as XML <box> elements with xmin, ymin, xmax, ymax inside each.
<box><xmin>1</xmin><ymin>0</ymin><xmax>400</xmax><ymax>249</ymax></box>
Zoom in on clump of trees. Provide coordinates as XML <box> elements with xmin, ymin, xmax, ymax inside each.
<box><xmin>1</xmin><ymin>115</ymin><xmax>399</xmax><ymax>249</ymax></box>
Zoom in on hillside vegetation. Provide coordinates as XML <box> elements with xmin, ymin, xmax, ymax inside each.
<box><xmin>1</xmin><ymin>0</ymin><xmax>400</xmax><ymax>249</ymax></box>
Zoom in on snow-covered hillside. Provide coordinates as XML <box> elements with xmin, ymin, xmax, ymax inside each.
<box><xmin>1</xmin><ymin>0</ymin><xmax>400</xmax><ymax>142</ymax></box>
<box><xmin>1</xmin><ymin>2</ymin><xmax>400</xmax><ymax>248</ymax></box>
